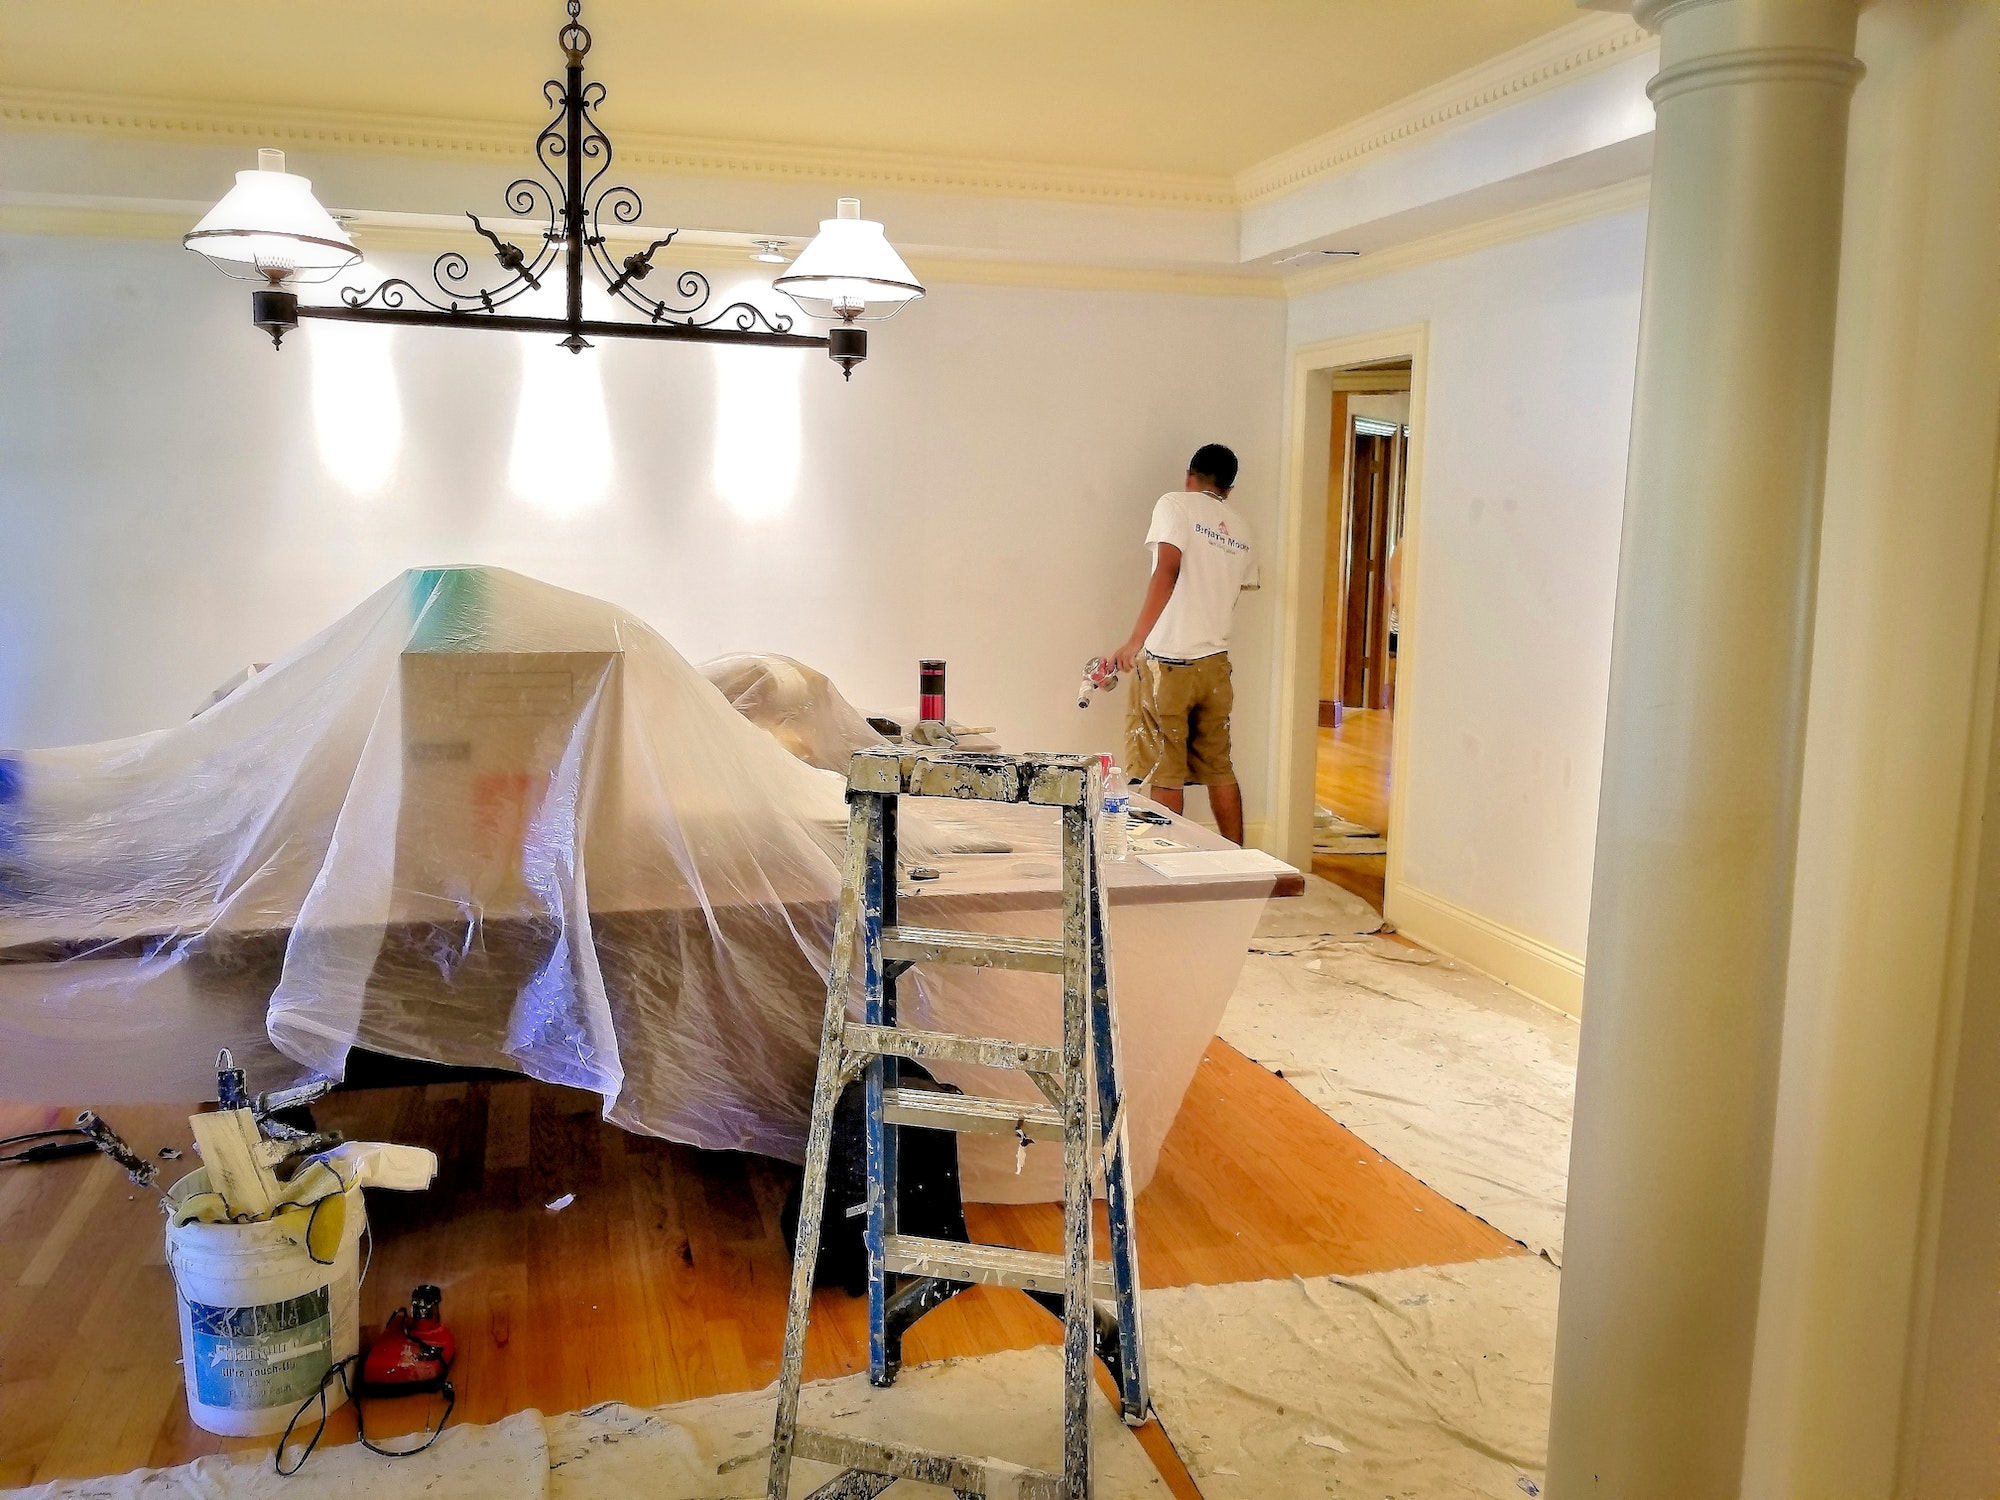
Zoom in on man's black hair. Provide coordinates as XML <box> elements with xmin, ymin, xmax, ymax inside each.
<box><xmin>1188</xmin><ymin>443</ymin><xmax>1239</xmax><ymax>492</ymax></box>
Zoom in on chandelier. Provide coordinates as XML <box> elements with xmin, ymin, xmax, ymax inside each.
<box><xmin>181</xmin><ymin>1</ymin><xmax>924</xmax><ymax>379</ymax></box>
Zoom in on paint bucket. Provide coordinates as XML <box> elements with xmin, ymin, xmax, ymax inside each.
<box><xmin>164</xmin><ymin>1167</ymin><xmax>367</xmax><ymax>1436</ymax></box>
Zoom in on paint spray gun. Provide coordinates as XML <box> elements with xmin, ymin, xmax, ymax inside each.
<box><xmin>1077</xmin><ymin>656</ymin><xmax>1120</xmax><ymax>709</ymax></box>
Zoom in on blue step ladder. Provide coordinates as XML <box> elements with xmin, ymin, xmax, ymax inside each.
<box><xmin>767</xmin><ymin>749</ymin><xmax>1149</xmax><ymax>1500</ymax></box>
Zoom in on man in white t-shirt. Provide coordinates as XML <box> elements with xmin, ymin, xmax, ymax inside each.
<box><xmin>1106</xmin><ymin>443</ymin><xmax>1258</xmax><ymax>844</ymax></box>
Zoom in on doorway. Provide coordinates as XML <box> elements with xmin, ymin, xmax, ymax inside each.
<box><xmin>1315</xmin><ymin>365</ymin><xmax>1411</xmax><ymax>910</ymax></box>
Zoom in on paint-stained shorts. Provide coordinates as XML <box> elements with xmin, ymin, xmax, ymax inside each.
<box><xmin>1125</xmin><ymin>652</ymin><xmax>1235</xmax><ymax>790</ymax></box>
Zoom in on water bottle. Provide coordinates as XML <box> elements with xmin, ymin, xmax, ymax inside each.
<box><xmin>1099</xmin><ymin>763</ymin><xmax>1131</xmax><ymax>862</ymax></box>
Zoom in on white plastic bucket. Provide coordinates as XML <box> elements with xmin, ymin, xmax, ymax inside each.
<box><xmin>164</xmin><ymin>1166</ymin><xmax>367</xmax><ymax>1436</ymax></box>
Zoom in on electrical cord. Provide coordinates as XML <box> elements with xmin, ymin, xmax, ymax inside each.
<box><xmin>0</xmin><ymin>1128</ymin><xmax>95</xmax><ymax>1166</ymax></box>
<box><xmin>277</xmin><ymin>1345</ymin><xmax>456</xmax><ymax>1475</ymax></box>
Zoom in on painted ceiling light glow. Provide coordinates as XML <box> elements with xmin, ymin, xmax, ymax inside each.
<box><xmin>180</xmin><ymin>1</ymin><xmax>921</xmax><ymax>380</ymax></box>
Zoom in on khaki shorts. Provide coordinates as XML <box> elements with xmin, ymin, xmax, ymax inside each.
<box><xmin>1125</xmin><ymin>652</ymin><xmax>1235</xmax><ymax>790</ymax></box>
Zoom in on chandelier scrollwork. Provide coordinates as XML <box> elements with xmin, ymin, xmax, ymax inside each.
<box><xmin>184</xmin><ymin>0</ymin><xmax>923</xmax><ymax>376</ymax></box>
<box><xmin>232</xmin><ymin>0</ymin><xmax>830</xmax><ymax>359</ymax></box>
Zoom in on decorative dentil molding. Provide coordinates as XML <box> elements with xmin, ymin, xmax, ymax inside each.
<box><xmin>0</xmin><ymin>191</ymin><xmax>1288</xmax><ymax>301</ymax></box>
<box><xmin>1233</xmin><ymin>12</ymin><xmax>1655</xmax><ymax>207</ymax></box>
<box><xmin>0</xmin><ymin>85</ymin><xmax>1236</xmax><ymax>211</ymax></box>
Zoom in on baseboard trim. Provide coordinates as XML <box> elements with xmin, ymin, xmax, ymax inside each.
<box><xmin>1386</xmin><ymin>881</ymin><xmax>1585</xmax><ymax>1018</ymax></box>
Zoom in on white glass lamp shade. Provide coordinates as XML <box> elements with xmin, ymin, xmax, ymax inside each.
<box><xmin>774</xmin><ymin>199</ymin><xmax>924</xmax><ymax>321</ymax></box>
<box><xmin>184</xmin><ymin>149</ymin><xmax>360</xmax><ymax>283</ymax></box>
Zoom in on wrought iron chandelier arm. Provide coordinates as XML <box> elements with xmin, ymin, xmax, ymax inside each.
<box><xmin>467</xmin><ymin>214</ymin><xmax>542</xmax><ymax>291</ymax></box>
<box><xmin>226</xmin><ymin>0</ymin><xmax>872</xmax><ymax>372</ymax></box>
<box><xmin>576</xmin><ymin>82</ymin><xmax>614</xmax><ymax>205</ymax></box>
<box><xmin>684</xmin><ymin>298</ymin><xmax>806</xmax><ymax>335</ymax></box>
<box><xmin>584</xmin><ymin>193</ymin><xmax>799</xmax><ymax>334</ymax></box>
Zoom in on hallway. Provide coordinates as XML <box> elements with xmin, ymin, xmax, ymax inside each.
<box><xmin>1313</xmin><ymin>708</ymin><xmax>1392</xmax><ymax>910</ymax></box>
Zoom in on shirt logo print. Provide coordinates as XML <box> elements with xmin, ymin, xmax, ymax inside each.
<box><xmin>1193</xmin><ymin>520</ymin><xmax>1249</xmax><ymax>553</ymax></box>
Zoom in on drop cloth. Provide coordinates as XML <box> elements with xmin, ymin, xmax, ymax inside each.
<box><xmin>1145</xmin><ymin>1257</ymin><xmax>1559</xmax><ymax>1500</ymax></box>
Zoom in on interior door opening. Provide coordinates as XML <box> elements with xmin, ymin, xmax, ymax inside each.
<box><xmin>1315</xmin><ymin>363</ymin><xmax>1410</xmax><ymax>911</ymax></box>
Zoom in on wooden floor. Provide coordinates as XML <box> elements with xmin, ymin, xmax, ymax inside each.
<box><xmin>1314</xmin><ymin>708</ymin><xmax>1394</xmax><ymax>911</ymax></box>
<box><xmin>0</xmin><ymin>1038</ymin><xmax>1517</xmax><ymax>1488</ymax></box>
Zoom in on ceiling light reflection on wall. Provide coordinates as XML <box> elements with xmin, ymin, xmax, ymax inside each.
<box><xmin>510</xmin><ymin>333</ymin><xmax>612</xmax><ymax>512</ymax></box>
<box><xmin>308</xmin><ymin>320</ymin><xmax>401</xmax><ymax>497</ymax></box>
<box><xmin>712</xmin><ymin>345</ymin><xmax>803</xmax><ymax>521</ymax></box>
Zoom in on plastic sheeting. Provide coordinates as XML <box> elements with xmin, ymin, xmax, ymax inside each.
<box><xmin>0</xmin><ymin>568</ymin><xmax>859</xmax><ymax>1158</ymax></box>
<box><xmin>700</xmin><ymin>654</ymin><xmax>888</xmax><ymax>775</ymax></box>
<box><xmin>0</xmin><ymin>568</ymin><xmax>1267</xmax><ymax>1193</ymax></box>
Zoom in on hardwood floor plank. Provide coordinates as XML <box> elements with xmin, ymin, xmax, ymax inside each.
<box><xmin>1314</xmin><ymin>709</ymin><xmax>1393</xmax><ymax>910</ymax></box>
<box><xmin>0</xmin><ymin>1028</ymin><xmax>1517</xmax><ymax>1486</ymax></box>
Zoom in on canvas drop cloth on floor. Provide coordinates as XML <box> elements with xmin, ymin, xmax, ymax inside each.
<box><xmin>1145</xmin><ymin>1256</ymin><xmax>1559</xmax><ymax>1500</ymax></box>
<box><xmin>1313</xmin><ymin>807</ymin><xmax>1389</xmax><ymax>857</ymax></box>
<box><xmin>544</xmin><ymin>1346</ymin><xmax>1167</xmax><ymax>1498</ymax></box>
<box><xmin>0</xmin><ymin>1411</ymin><xmax>552</xmax><ymax>1500</ymax></box>
<box><xmin>1251</xmin><ymin>872</ymin><xmax>1383</xmax><ymax>944</ymax></box>
<box><xmin>1221</xmin><ymin>937</ymin><xmax>1577</xmax><ymax>1262</ymax></box>
<box><xmin>2</xmin><ymin>1347</ymin><xmax>1166</xmax><ymax>1500</ymax></box>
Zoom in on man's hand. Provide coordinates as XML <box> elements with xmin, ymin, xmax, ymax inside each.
<box><xmin>1110</xmin><ymin>640</ymin><xmax>1144</xmax><ymax>675</ymax></box>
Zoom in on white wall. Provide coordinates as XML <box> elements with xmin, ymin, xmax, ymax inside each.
<box><xmin>1287</xmin><ymin>209</ymin><xmax>1644</xmax><ymax>961</ymax></box>
<box><xmin>0</xmin><ymin>229</ymin><xmax>1284</xmax><ymax>818</ymax></box>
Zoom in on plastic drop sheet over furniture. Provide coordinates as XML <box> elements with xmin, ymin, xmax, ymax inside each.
<box><xmin>0</xmin><ymin>568</ymin><xmax>1275</xmax><ymax>1200</ymax></box>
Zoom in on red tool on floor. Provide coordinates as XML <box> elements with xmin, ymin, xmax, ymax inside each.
<box><xmin>360</xmin><ymin>1284</ymin><xmax>456</xmax><ymax>1395</ymax></box>
<box><xmin>279</xmin><ymin>1284</ymin><xmax>459</xmax><ymax>1474</ymax></box>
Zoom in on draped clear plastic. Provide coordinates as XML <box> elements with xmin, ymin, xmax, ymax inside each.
<box><xmin>0</xmin><ymin>568</ymin><xmax>1267</xmax><ymax>1197</ymax></box>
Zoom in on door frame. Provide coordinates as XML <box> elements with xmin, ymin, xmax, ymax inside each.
<box><xmin>1264</xmin><ymin>323</ymin><xmax>1430</xmax><ymax>917</ymax></box>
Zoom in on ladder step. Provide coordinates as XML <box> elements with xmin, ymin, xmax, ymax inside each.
<box><xmin>883</xmin><ymin>1234</ymin><xmax>1115</xmax><ymax>1296</ymax></box>
<box><xmin>882</xmin><ymin>925</ymin><xmax>1067</xmax><ymax>974</ymax></box>
<box><xmin>791</xmin><ymin>1426</ymin><xmax>1062</xmax><ymax>1499</ymax></box>
<box><xmin>844</xmin><ymin>1023</ymin><xmax>1061</xmax><ymax>1077</ymax></box>
<box><xmin>882</xmin><ymin>1088</ymin><xmax>1065</xmax><ymax>1140</ymax></box>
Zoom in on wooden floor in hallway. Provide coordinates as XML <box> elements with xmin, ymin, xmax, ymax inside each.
<box><xmin>0</xmin><ymin>1038</ymin><xmax>1520</xmax><ymax>1491</ymax></box>
<box><xmin>1314</xmin><ymin>707</ymin><xmax>1394</xmax><ymax>910</ymax></box>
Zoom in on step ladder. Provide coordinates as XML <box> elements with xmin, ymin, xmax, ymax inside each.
<box><xmin>767</xmin><ymin>749</ymin><xmax>1149</xmax><ymax>1500</ymax></box>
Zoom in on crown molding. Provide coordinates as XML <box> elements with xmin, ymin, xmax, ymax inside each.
<box><xmin>0</xmin><ymin>179</ymin><xmax>1650</xmax><ymax>302</ymax></box>
<box><xmin>0</xmin><ymin>178</ymin><xmax>1648</xmax><ymax>303</ymax></box>
<box><xmin>904</xmin><ymin>256</ymin><xmax>1283</xmax><ymax>301</ymax></box>
<box><xmin>0</xmin><ymin>84</ymin><xmax>1236</xmax><ymax>211</ymax></box>
<box><xmin>0</xmin><ymin>191</ymin><xmax>1286</xmax><ymax>301</ymax></box>
<box><xmin>1235</xmin><ymin>12</ymin><xmax>1654</xmax><ymax>208</ymax></box>
<box><xmin>1</xmin><ymin>18</ymin><xmax>1655</xmax><ymax>218</ymax></box>
<box><xmin>1281</xmin><ymin>174</ymin><xmax>1651</xmax><ymax>297</ymax></box>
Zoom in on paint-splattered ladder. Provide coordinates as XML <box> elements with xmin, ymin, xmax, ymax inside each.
<box><xmin>767</xmin><ymin>748</ymin><xmax>1148</xmax><ymax>1500</ymax></box>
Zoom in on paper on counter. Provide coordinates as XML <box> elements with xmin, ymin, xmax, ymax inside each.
<box><xmin>1138</xmin><ymin>848</ymin><xmax>1294</xmax><ymax>880</ymax></box>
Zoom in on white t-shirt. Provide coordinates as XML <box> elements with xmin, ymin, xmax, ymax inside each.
<box><xmin>1142</xmin><ymin>490</ymin><xmax>1258</xmax><ymax>661</ymax></box>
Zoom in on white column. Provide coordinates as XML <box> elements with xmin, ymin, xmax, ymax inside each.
<box><xmin>1742</xmin><ymin>3</ymin><xmax>2000</xmax><ymax>1494</ymax></box>
<box><xmin>1546</xmin><ymin>1</ymin><xmax>1861</xmax><ymax>1495</ymax></box>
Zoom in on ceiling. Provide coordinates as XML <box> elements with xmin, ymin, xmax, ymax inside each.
<box><xmin>0</xmin><ymin>1</ymin><xmax>1586</xmax><ymax>181</ymax></box>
